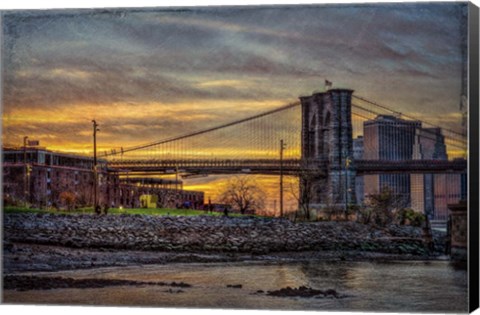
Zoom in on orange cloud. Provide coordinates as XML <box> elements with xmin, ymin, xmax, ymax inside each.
<box><xmin>2</xmin><ymin>98</ymin><xmax>292</xmax><ymax>154</ymax></box>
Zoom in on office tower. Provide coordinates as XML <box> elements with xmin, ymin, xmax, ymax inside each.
<box><xmin>410</xmin><ymin>127</ymin><xmax>463</xmax><ymax>222</ymax></box>
<box><xmin>363</xmin><ymin>115</ymin><xmax>421</xmax><ymax>206</ymax></box>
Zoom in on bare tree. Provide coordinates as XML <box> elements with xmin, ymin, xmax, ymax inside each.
<box><xmin>288</xmin><ymin>173</ymin><xmax>312</xmax><ymax>220</ymax></box>
<box><xmin>361</xmin><ymin>186</ymin><xmax>408</xmax><ymax>226</ymax></box>
<box><xmin>219</xmin><ymin>176</ymin><xmax>266</xmax><ymax>214</ymax></box>
<box><xmin>288</xmin><ymin>164</ymin><xmax>324</xmax><ymax>221</ymax></box>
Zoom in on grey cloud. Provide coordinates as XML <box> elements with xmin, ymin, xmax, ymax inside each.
<box><xmin>2</xmin><ymin>2</ymin><xmax>467</xmax><ymax>141</ymax></box>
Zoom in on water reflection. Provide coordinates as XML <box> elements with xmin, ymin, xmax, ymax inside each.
<box><xmin>4</xmin><ymin>260</ymin><xmax>468</xmax><ymax>312</ymax></box>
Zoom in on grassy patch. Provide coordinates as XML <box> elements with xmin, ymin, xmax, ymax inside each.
<box><xmin>2</xmin><ymin>205</ymin><xmax>249</xmax><ymax>217</ymax></box>
<box><xmin>3</xmin><ymin>206</ymin><xmax>46</xmax><ymax>214</ymax></box>
<box><xmin>108</xmin><ymin>207</ymin><xmax>227</xmax><ymax>216</ymax></box>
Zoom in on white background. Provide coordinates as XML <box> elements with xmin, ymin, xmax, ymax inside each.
<box><xmin>1</xmin><ymin>1</ymin><xmax>479</xmax><ymax>315</ymax></box>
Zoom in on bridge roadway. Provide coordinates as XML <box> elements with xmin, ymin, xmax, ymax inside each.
<box><xmin>106</xmin><ymin>158</ymin><xmax>467</xmax><ymax>175</ymax></box>
<box><xmin>107</xmin><ymin>159</ymin><xmax>302</xmax><ymax>175</ymax></box>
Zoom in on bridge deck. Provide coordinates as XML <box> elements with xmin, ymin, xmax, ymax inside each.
<box><xmin>105</xmin><ymin>158</ymin><xmax>467</xmax><ymax>175</ymax></box>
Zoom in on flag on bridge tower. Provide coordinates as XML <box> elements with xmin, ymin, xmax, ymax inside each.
<box><xmin>325</xmin><ymin>79</ymin><xmax>333</xmax><ymax>90</ymax></box>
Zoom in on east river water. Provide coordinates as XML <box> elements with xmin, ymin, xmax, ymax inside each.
<box><xmin>4</xmin><ymin>260</ymin><xmax>468</xmax><ymax>313</ymax></box>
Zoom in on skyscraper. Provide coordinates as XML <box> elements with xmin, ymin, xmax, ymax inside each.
<box><xmin>411</xmin><ymin>127</ymin><xmax>463</xmax><ymax>222</ymax></box>
<box><xmin>411</xmin><ymin>127</ymin><xmax>446</xmax><ymax>219</ymax></box>
<box><xmin>363</xmin><ymin>115</ymin><xmax>421</xmax><ymax>206</ymax></box>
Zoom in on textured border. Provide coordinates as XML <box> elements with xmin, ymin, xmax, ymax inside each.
<box><xmin>469</xmin><ymin>1</ymin><xmax>480</xmax><ymax>313</ymax></box>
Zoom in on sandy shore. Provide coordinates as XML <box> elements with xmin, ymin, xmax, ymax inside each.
<box><xmin>3</xmin><ymin>241</ymin><xmax>442</xmax><ymax>274</ymax></box>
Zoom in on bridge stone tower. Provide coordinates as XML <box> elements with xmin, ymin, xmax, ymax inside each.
<box><xmin>300</xmin><ymin>88</ymin><xmax>356</xmax><ymax>214</ymax></box>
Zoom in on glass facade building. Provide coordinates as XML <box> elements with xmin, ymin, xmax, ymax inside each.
<box><xmin>360</xmin><ymin>116</ymin><xmax>465</xmax><ymax>223</ymax></box>
<box><xmin>363</xmin><ymin>115</ymin><xmax>421</xmax><ymax>206</ymax></box>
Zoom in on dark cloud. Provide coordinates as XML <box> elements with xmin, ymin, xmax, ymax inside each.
<box><xmin>2</xmin><ymin>3</ymin><xmax>467</xmax><ymax>151</ymax></box>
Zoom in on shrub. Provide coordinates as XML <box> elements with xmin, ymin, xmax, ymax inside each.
<box><xmin>397</xmin><ymin>208</ymin><xmax>425</xmax><ymax>227</ymax></box>
<box><xmin>363</xmin><ymin>187</ymin><xmax>408</xmax><ymax>227</ymax></box>
<box><xmin>59</xmin><ymin>191</ymin><xmax>76</xmax><ymax>211</ymax></box>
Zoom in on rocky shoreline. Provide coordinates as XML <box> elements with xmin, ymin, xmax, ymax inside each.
<box><xmin>3</xmin><ymin>213</ymin><xmax>444</xmax><ymax>273</ymax></box>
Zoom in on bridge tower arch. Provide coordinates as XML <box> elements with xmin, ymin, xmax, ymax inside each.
<box><xmin>300</xmin><ymin>88</ymin><xmax>356</xmax><ymax>215</ymax></box>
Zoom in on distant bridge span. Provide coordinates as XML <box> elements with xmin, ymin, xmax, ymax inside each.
<box><xmin>107</xmin><ymin>158</ymin><xmax>467</xmax><ymax>175</ymax></box>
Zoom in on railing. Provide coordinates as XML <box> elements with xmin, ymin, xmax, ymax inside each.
<box><xmin>5</xmin><ymin>158</ymin><xmax>464</xmax><ymax>174</ymax></box>
<box><xmin>105</xmin><ymin>158</ymin><xmax>467</xmax><ymax>174</ymax></box>
<box><xmin>355</xmin><ymin>159</ymin><xmax>467</xmax><ymax>174</ymax></box>
<box><xmin>107</xmin><ymin>159</ymin><xmax>301</xmax><ymax>175</ymax></box>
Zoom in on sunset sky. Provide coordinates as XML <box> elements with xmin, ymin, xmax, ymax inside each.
<box><xmin>2</xmin><ymin>2</ymin><xmax>467</xmax><ymax>156</ymax></box>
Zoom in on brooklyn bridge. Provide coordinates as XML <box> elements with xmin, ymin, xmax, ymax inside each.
<box><xmin>101</xmin><ymin>88</ymin><xmax>467</xmax><ymax>211</ymax></box>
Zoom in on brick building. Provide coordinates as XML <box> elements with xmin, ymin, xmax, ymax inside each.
<box><xmin>3</xmin><ymin>147</ymin><xmax>106</xmax><ymax>208</ymax></box>
<box><xmin>2</xmin><ymin>147</ymin><xmax>203</xmax><ymax>210</ymax></box>
<box><xmin>117</xmin><ymin>178</ymin><xmax>204</xmax><ymax>209</ymax></box>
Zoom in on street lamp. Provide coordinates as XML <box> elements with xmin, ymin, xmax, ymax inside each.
<box><xmin>92</xmin><ymin>120</ymin><xmax>100</xmax><ymax>214</ymax></box>
<box><xmin>345</xmin><ymin>156</ymin><xmax>351</xmax><ymax>220</ymax></box>
<box><xmin>23</xmin><ymin>136</ymin><xmax>28</xmax><ymax>205</ymax></box>
<box><xmin>280</xmin><ymin>139</ymin><xmax>286</xmax><ymax>217</ymax></box>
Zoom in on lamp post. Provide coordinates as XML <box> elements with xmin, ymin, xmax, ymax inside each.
<box><xmin>92</xmin><ymin>120</ymin><xmax>100</xmax><ymax>213</ymax></box>
<box><xmin>280</xmin><ymin>139</ymin><xmax>286</xmax><ymax>217</ymax></box>
<box><xmin>345</xmin><ymin>156</ymin><xmax>351</xmax><ymax>220</ymax></box>
<box><xmin>23</xmin><ymin>136</ymin><xmax>28</xmax><ymax>205</ymax></box>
